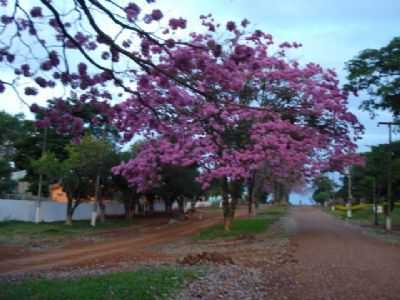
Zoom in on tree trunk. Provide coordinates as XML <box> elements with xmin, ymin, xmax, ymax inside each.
<box><xmin>247</xmin><ymin>179</ymin><xmax>254</xmax><ymax>216</ymax></box>
<box><xmin>221</xmin><ymin>178</ymin><xmax>239</xmax><ymax>231</ymax></box>
<box><xmin>147</xmin><ymin>194</ymin><xmax>155</xmax><ymax>215</ymax></box>
<box><xmin>177</xmin><ymin>197</ymin><xmax>185</xmax><ymax>215</ymax></box>
<box><xmin>190</xmin><ymin>197</ymin><xmax>197</xmax><ymax>211</ymax></box>
<box><xmin>250</xmin><ymin>195</ymin><xmax>257</xmax><ymax>217</ymax></box>
<box><xmin>224</xmin><ymin>212</ymin><xmax>233</xmax><ymax>231</ymax></box>
<box><xmin>66</xmin><ymin>197</ymin><xmax>73</xmax><ymax>225</ymax></box>
<box><xmin>273</xmin><ymin>182</ymin><xmax>290</xmax><ymax>205</ymax></box>
<box><xmin>165</xmin><ymin>198</ymin><xmax>173</xmax><ymax>215</ymax></box>
<box><xmin>35</xmin><ymin>174</ymin><xmax>43</xmax><ymax>224</ymax></box>
<box><xmin>91</xmin><ymin>174</ymin><xmax>100</xmax><ymax>227</ymax></box>
<box><xmin>125</xmin><ymin>197</ymin><xmax>137</xmax><ymax>219</ymax></box>
<box><xmin>123</xmin><ymin>198</ymin><xmax>130</xmax><ymax>219</ymax></box>
<box><xmin>99</xmin><ymin>201</ymin><xmax>106</xmax><ymax>223</ymax></box>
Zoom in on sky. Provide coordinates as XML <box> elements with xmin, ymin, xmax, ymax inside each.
<box><xmin>1</xmin><ymin>0</ymin><xmax>399</xmax><ymax>203</ymax></box>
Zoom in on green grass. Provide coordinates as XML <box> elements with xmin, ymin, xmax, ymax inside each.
<box><xmin>329</xmin><ymin>206</ymin><xmax>400</xmax><ymax>225</ymax></box>
<box><xmin>0</xmin><ymin>219</ymin><xmax>135</xmax><ymax>245</ymax></box>
<box><xmin>195</xmin><ymin>205</ymin><xmax>287</xmax><ymax>240</ymax></box>
<box><xmin>0</xmin><ymin>266</ymin><xmax>201</xmax><ymax>300</ymax></box>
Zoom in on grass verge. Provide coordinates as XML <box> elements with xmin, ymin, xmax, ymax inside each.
<box><xmin>327</xmin><ymin>205</ymin><xmax>400</xmax><ymax>242</ymax></box>
<box><xmin>0</xmin><ymin>266</ymin><xmax>201</xmax><ymax>300</ymax></box>
<box><xmin>0</xmin><ymin>219</ymin><xmax>135</xmax><ymax>245</ymax></box>
<box><xmin>195</xmin><ymin>205</ymin><xmax>287</xmax><ymax>240</ymax></box>
<box><xmin>329</xmin><ymin>206</ymin><xmax>400</xmax><ymax>225</ymax></box>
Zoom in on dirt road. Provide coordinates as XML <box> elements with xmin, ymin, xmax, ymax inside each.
<box><xmin>280</xmin><ymin>207</ymin><xmax>400</xmax><ymax>300</ymax></box>
<box><xmin>0</xmin><ymin>209</ymin><xmax>242</xmax><ymax>275</ymax></box>
<box><xmin>2</xmin><ymin>206</ymin><xmax>400</xmax><ymax>300</ymax></box>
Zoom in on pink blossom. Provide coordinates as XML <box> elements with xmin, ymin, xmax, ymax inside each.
<box><xmin>30</xmin><ymin>6</ymin><xmax>43</xmax><ymax>18</ymax></box>
<box><xmin>126</xmin><ymin>3</ymin><xmax>141</xmax><ymax>21</ymax></box>
<box><xmin>24</xmin><ymin>87</ymin><xmax>38</xmax><ymax>96</ymax></box>
<box><xmin>226</xmin><ymin>21</ymin><xmax>236</xmax><ymax>32</ymax></box>
<box><xmin>169</xmin><ymin>18</ymin><xmax>187</xmax><ymax>30</ymax></box>
<box><xmin>151</xmin><ymin>9</ymin><xmax>163</xmax><ymax>21</ymax></box>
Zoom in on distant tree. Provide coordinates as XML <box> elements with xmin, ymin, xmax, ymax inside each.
<box><xmin>0</xmin><ymin>159</ymin><xmax>15</xmax><ymax>194</ymax></box>
<box><xmin>0</xmin><ymin>111</ymin><xmax>25</xmax><ymax>158</ymax></box>
<box><xmin>312</xmin><ymin>176</ymin><xmax>336</xmax><ymax>205</ymax></box>
<box><xmin>346</xmin><ymin>37</ymin><xmax>400</xmax><ymax>116</ymax></box>
<box><xmin>31</xmin><ymin>151</ymin><xmax>62</xmax><ymax>194</ymax></box>
<box><xmin>336</xmin><ymin>142</ymin><xmax>400</xmax><ymax>205</ymax></box>
<box><xmin>156</xmin><ymin>164</ymin><xmax>202</xmax><ymax>215</ymax></box>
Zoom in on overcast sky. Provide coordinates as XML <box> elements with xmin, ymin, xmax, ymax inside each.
<box><xmin>1</xmin><ymin>0</ymin><xmax>399</xmax><ymax>202</ymax></box>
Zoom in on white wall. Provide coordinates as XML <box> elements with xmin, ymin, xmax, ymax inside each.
<box><xmin>0</xmin><ymin>199</ymin><xmax>35</xmax><ymax>222</ymax></box>
<box><xmin>0</xmin><ymin>199</ymin><xmax>125</xmax><ymax>222</ymax></box>
<box><xmin>0</xmin><ymin>199</ymin><xmax>211</xmax><ymax>222</ymax></box>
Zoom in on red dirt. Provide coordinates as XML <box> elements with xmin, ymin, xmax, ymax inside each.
<box><xmin>0</xmin><ymin>245</ymin><xmax>31</xmax><ymax>261</ymax></box>
<box><xmin>0</xmin><ymin>208</ymin><xmax>246</xmax><ymax>275</ymax></box>
<box><xmin>273</xmin><ymin>207</ymin><xmax>400</xmax><ymax>300</ymax></box>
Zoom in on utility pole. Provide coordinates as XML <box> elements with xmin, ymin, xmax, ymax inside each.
<box><xmin>35</xmin><ymin>127</ymin><xmax>48</xmax><ymax>224</ymax></box>
<box><xmin>347</xmin><ymin>167</ymin><xmax>352</xmax><ymax>219</ymax></box>
<box><xmin>365</xmin><ymin>145</ymin><xmax>379</xmax><ymax>226</ymax></box>
<box><xmin>377</xmin><ymin>121</ymin><xmax>400</xmax><ymax>231</ymax></box>
<box><xmin>372</xmin><ymin>177</ymin><xmax>378</xmax><ymax>226</ymax></box>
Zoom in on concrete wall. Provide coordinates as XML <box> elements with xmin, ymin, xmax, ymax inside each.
<box><xmin>0</xmin><ymin>199</ymin><xmax>125</xmax><ymax>222</ymax></box>
<box><xmin>0</xmin><ymin>199</ymin><xmax>35</xmax><ymax>222</ymax></box>
<box><xmin>0</xmin><ymin>198</ymin><xmax>212</xmax><ymax>222</ymax></box>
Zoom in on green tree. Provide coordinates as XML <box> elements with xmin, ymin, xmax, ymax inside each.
<box><xmin>313</xmin><ymin>176</ymin><xmax>336</xmax><ymax>205</ymax></box>
<box><xmin>61</xmin><ymin>135</ymin><xmax>117</xmax><ymax>225</ymax></box>
<box><xmin>31</xmin><ymin>152</ymin><xmax>62</xmax><ymax>193</ymax></box>
<box><xmin>0</xmin><ymin>159</ymin><xmax>15</xmax><ymax>194</ymax></box>
<box><xmin>336</xmin><ymin>142</ymin><xmax>400</xmax><ymax>204</ymax></box>
<box><xmin>0</xmin><ymin>111</ymin><xmax>25</xmax><ymax>159</ymax></box>
<box><xmin>156</xmin><ymin>164</ymin><xmax>202</xmax><ymax>215</ymax></box>
<box><xmin>14</xmin><ymin>125</ymin><xmax>70</xmax><ymax>185</ymax></box>
<box><xmin>346</xmin><ymin>37</ymin><xmax>400</xmax><ymax>116</ymax></box>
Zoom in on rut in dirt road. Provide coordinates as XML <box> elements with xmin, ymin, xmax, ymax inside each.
<box><xmin>0</xmin><ymin>213</ymin><xmax>227</xmax><ymax>275</ymax></box>
<box><xmin>281</xmin><ymin>207</ymin><xmax>400</xmax><ymax>300</ymax></box>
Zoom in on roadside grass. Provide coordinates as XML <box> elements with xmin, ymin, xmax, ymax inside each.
<box><xmin>195</xmin><ymin>205</ymin><xmax>287</xmax><ymax>240</ymax></box>
<box><xmin>0</xmin><ymin>219</ymin><xmax>135</xmax><ymax>245</ymax></box>
<box><xmin>329</xmin><ymin>206</ymin><xmax>400</xmax><ymax>225</ymax></box>
<box><xmin>0</xmin><ymin>266</ymin><xmax>202</xmax><ymax>300</ymax></box>
<box><xmin>327</xmin><ymin>205</ymin><xmax>400</xmax><ymax>243</ymax></box>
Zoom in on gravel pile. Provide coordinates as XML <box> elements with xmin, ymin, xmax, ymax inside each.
<box><xmin>178</xmin><ymin>252</ymin><xmax>234</xmax><ymax>266</ymax></box>
<box><xmin>175</xmin><ymin>265</ymin><xmax>268</xmax><ymax>300</ymax></box>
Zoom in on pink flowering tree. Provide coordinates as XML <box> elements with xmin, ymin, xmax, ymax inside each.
<box><xmin>0</xmin><ymin>1</ymin><xmax>363</xmax><ymax>230</ymax></box>
<box><xmin>112</xmin><ymin>17</ymin><xmax>363</xmax><ymax>230</ymax></box>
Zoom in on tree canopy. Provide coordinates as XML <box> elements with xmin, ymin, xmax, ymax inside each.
<box><xmin>346</xmin><ymin>37</ymin><xmax>400</xmax><ymax>116</ymax></box>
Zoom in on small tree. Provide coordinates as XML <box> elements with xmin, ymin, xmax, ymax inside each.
<box><xmin>313</xmin><ymin>176</ymin><xmax>336</xmax><ymax>205</ymax></box>
<box><xmin>61</xmin><ymin>136</ymin><xmax>116</xmax><ymax>225</ymax></box>
<box><xmin>31</xmin><ymin>152</ymin><xmax>61</xmax><ymax>189</ymax></box>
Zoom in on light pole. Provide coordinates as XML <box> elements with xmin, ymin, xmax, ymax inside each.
<box><xmin>365</xmin><ymin>145</ymin><xmax>379</xmax><ymax>226</ymax></box>
<box><xmin>347</xmin><ymin>167</ymin><xmax>352</xmax><ymax>219</ymax></box>
<box><xmin>35</xmin><ymin>127</ymin><xmax>48</xmax><ymax>224</ymax></box>
<box><xmin>372</xmin><ymin>176</ymin><xmax>378</xmax><ymax>226</ymax></box>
